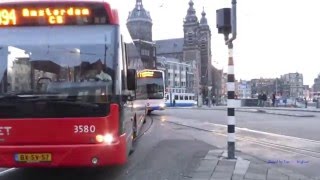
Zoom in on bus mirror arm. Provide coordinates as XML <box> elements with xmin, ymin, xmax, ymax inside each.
<box><xmin>127</xmin><ymin>95</ymin><xmax>134</xmax><ymax>101</ymax></box>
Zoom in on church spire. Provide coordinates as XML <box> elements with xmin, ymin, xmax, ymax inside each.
<box><xmin>187</xmin><ymin>0</ymin><xmax>196</xmax><ymax>17</ymax></box>
<box><xmin>136</xmin><ymin>0</ymin><xmax>143</xmax><ymax>9</ymax></box>
<box><xmin>184</xmin><ymin>0</ymin><xmax>198</xmax><ymax>24</ymax></box>
<box><xmin>200</xmin><ymin>7</ymin><xmax>208</xmax><ymax>26</ymax></box>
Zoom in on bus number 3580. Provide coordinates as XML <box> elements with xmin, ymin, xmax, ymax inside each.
<box><xmin>74</xmin><ymin>125</ymin><xmax>96</xmax><ymax>134</ymax></box>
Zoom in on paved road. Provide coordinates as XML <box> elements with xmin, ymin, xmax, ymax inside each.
<box><xmin>0</xmin><ymin>116</ymin><xmax>215</xmax><ymax>180</ymax></box>
<box><xmin>1</xmin><ymin>109</ymin><xmax>319</xmax><ymax>179</ymax></box>
<box><xmin>164</xmin><ymin>108</ymin><xmax>320</xmax><ymax>141</ymax></box>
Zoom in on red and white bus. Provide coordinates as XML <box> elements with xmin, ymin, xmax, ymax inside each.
<box><xmin>0</xmin><ymin>0</ymin><xmax>146</xmax><ymax>167</ymax></box>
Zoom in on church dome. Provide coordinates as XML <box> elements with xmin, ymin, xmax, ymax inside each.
<box><xmin>127</xmin><ymin>0</ymin><xmax>152</xmax><ymax>24</ymax></box>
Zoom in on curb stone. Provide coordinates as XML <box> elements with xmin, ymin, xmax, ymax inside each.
<box><xmin>167</xmin><ymin>107</ymin><xmax>315</xmax><ymax>117</ymax></box>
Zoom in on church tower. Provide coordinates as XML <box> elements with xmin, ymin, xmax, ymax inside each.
<box><xmin>127</xmin><ymin>0</ymin><xmax>156</xmax><ymax>69</ymax></box>
<box><xmin>199</xmin><ymin>8</ymin><xmax>212</xmax><ymax>86</ymax></box>
<box><xmin>183</xmin><ymin>0</ymin><xmax>200</xmax><ymax>63</ymax></box>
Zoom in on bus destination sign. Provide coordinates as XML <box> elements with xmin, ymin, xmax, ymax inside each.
<box><xmin>0</xmin><ymin>3</ymin><xmax>109</xmax><ymax>26</ymax></box>
<box><xmin>0</xmin><ymin>7</ymin><xmax>90</xmax><ymax>26</ymax></box>
<box><xmin>138</xmin><ymin>71</ymin><xmax>162</xmax><ymax>78</ymax></box>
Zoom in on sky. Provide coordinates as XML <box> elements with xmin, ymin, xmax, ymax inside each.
<box><xmin>109</xmin><ymin>0</ymin><xmax>320</xmax><ymax>86</ymax></box>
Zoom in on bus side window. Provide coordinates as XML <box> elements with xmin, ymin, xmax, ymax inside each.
<box><xmin>174</xmin><ymin>95</ymin><xmax>178</xmax><ymax>100</ymax></box>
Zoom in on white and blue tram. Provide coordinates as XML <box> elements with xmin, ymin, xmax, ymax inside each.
<box><xmin>165</xmin><ymin>93</ymin><xmax>197</xmax><ymax>107</ymax></box>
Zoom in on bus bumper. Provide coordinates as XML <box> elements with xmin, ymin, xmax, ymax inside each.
<box><xmin>148</xmin><ymin>106</ymin><xmax>165</xmax><ymax>111</ymax></box>
<box><xmin>0</xmin><ymin>135</ymin><xmax>127</xmax><ymax>168</ymax></box>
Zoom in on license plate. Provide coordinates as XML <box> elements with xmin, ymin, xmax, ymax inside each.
<box><xmin>15</xmin><ymin>153</ymin><xmax>52</xmax><ymax>163</ymax></box>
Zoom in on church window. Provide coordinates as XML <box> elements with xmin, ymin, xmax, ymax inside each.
<box><xmin>187</xmin><ymin>32</ymin><xmax>193</xmax><ymax>44</ymax></box>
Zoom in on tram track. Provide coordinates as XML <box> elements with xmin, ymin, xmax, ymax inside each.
<box><xmin>134</xmin><ymin>115</ymin><xmax>154</xmax><ymax>141</ymax></box>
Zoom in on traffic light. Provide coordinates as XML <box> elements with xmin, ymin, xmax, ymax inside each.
<box><xmin>216</xmin><ymin>8</ymin><xmax>231</xmax><ymax>35</ymax></box>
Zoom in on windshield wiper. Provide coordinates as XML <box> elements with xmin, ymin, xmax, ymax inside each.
<box><xmin>22</xmin><ymin>96</ymin><xmax>99</xmax><ymax>108</ymax></box>
<box><xmin>0</xmin><ymin>91</ymin><xmax>61</xmax><ymax>101</ymax></box>
<box><xmin>45</xmin><ymin>100</ymin><xmax>99</xmax><ymax>108</ymax></box>
<box><xmin>0</xmin><ymin>93</ymin><xmax>37</xmax><ymax>101</ymax></box>
<box><xmin>0</xmin><ymin>96</ymin><xmax>99</xmax><ymax>108</ymax></box>
<box><xmin>0</xmin><ymin>92</ymin><xmax>99</xmax><ymax>108</ymax></box>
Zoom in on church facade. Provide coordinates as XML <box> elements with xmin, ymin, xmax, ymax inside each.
<box><xmin>127</xmin><ymin>0</ymin><xmax>222</xmax><ymax>99</ymax></box>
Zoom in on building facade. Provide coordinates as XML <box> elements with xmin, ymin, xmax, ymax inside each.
<box><xmin>211</xmin><ymin>66</ymin><xmax>222</xmax><ymax>98</ymax></box>
<box><xmin>280</xmin><ymin>73</ymin><xmax>304</xmax><ymax>98</ymax></box>
<box><xmin>303</xmin><ymin>85</ymin><xmax>311</xmax><ymax>100</ymax></box>
<box><xmin>156</xmin><ymin>57</ymin><xmax>194</xmax><ymax>94</ymax></box>
<box><xmin>313</xmin><ymin>74</ymin><xmax>320</xmax><ymax>92</ymax></box>
<box><xmin>237</xmin><ymin>80</ymin><xmax>252</xmax><ymax>99</ymax></box>
<box><xmin>250</xmin><ymin>78</ymin><xmax>276</xmax><ymax>97</ymax></box>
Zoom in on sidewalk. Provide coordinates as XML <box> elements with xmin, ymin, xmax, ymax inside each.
<box><xmin>168</xmin><ymin>106</ymin><xmax>320</xmax><ymax>112</ymax></box>
<box><xmin>167</xmin><ymin>106</ymin><xmax>318</xmax><ymax>117</ymax></box>
<box><xmin>192</xmin><ymin>149</ymin><xmax>317</xmax><ymax>180</ymax></box>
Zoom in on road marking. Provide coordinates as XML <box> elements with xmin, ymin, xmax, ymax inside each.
<box><xmin>0</xmin><ymin>168</ymin><xmax>16</xmax><ymax>175</ymax></box>
<box><xmin>201</xmin><ymin>121</ymin><xmax>320</xmax><ymax>144</ymax></box>
<box><xmin>167</xmin><ymin>119</ymin><xmax>320</xmax><ymax>159</ymax></box>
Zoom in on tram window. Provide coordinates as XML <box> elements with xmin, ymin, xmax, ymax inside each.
<box><xmin>185</xmin><ymin>96</ymin><xmax>188</xmax><ymax>100</ymax></box>
<box><xmin>174</xmin><ymin>95</ymin><xmax>178</xmax><ymax>100</ymax></box>
<box><xmin>190</xmin><ymin>96</ymin><xmax>193</xmax><ymax>100</ymax></box>
<box><xmin>180</xmin><ymin>95</ymin><xmax>183</xmax><ymax>100</ymax></box>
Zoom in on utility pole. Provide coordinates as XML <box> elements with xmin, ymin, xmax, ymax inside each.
<box><xmin>216</xmin><ymin>0</ymin><xmax>237</xmax><ymax>159</ymax></box>
<box><xmin>276</xmin><ymin>78</ymin><xmax>278</xmax><ymax>95</ymax></box>
<box><xmin>208</xmin><ymin>44</ymin><xmax>213</xmax><ymax>107</ymax></box>
<box><xmin>195</xmin><ymin>60</ymin><xmax>202</xmax><ymax>107</ymax></box>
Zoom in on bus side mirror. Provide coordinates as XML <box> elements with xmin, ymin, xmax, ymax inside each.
<box><xmin>127</xmin><ymin>69</ymin><xmax>137</xmax><ymax>90</ymax></box>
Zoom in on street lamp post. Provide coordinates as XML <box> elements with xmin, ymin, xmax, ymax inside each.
<box><xmin>275</xmin><ymin>78</ymin><xmax>278</xmax><ymax>95</ymax></box>
<box><xmin>216</xmin><ymin>0</ymin><xmax>237</xmax><ymax>159</ymax></box>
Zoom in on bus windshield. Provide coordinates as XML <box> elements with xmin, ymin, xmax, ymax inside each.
<box><xmin>0</xmin><ymin>25</ymin><xmax>117</xmax><ymax>118</ymax></box>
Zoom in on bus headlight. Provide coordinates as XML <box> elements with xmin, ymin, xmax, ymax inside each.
<box><xmin>96</xmin><ymin>134</ymin><xmax>114</xmax><ymax>144</ymax></box>
<box><xmin>104</xmin><ymin>134</ymin><xmax>114</xmax><ymax>144</ymax></box>
<box><xmin>160</xmin><ymin>103</ymin><xmax>166</xmax><ymax>108</ymax></box>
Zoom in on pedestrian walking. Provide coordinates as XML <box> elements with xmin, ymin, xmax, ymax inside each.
<box><xmin>272</xmin><ymin>93</ymin><xmax>276</xmax><ymax>107</ymax></box>
<box><xmin>305</xmin><ymin>97</ymin><xmax>308</xmax><ymax>108</ymax></box>
<box><xmin>262</xmin><ymin>93</ymin><xmax>267</xmax><ymax>107</ymax></box>
<box><xmin>257</xmin><ymin>94</ymin><xmax>262</xmax><ymax>107</ymax></box>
